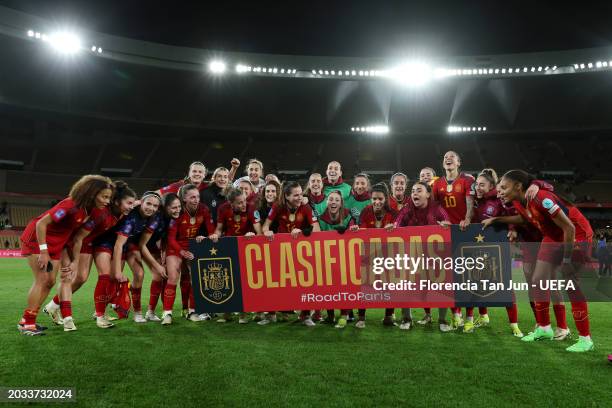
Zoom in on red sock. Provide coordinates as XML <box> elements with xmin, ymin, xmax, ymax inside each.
<box><xmin>535</xmin><ymin>301</ymin><xmax>551</xmax><ymax>326</ymax></box>
<box><xmin>570</xmin><ymin>301</ymin><xmax>590</xmax><ymax>337</ymax></box>
<box><xmin>506</xmin><ymin>304</ymin><xmax>518</xmax><ymax>324</ymax></box>
<box><xmin>424</xmin><ymin>308</ymin><xmax>431</xmax><ymax>314</ymax></box>
<box><xmin>452</xmin><ymin>307</ymin><xmax>461</xmax><ymax>315</ymax></box>
<box><xmin>466</xmin><ymin>307</ymin><xmax>474</xmax><ymax>317</ymax></box>
<box><xmin>60</xmin><ymin>301</ymin><xmax>72</xmax><ymax>319</ymax></box>
<box><xmin>553</xmin><ymin>303</ymin><xmax>568</xmax><ymax>329</ymax></box>
<box><xmin>149</xmin><ymin>280</ymin><xmax>163</xmax><ymax>310</ymax></box>
<box><xmin>107</xmin><ymin>278</ymin><xmax>118</xmax><ymax>306</ymax></box>
<box><xmin>180</xmin><ymin>273</ymin><xmax>191</xmax><ymax>309</ymax></box>
<box><xmin>163</xmin><ymin>284</ymin><xmax>177</xmax><ymax>312</ymax></box>
<box><xmin>130</xmin><ymin>287</ymin><xmax>142</xmax><ymax>312</ymax></box>
<box><xmin>21</xmin><ymin>308</ymin><xmax>38</xmax><ymax>325</ymax></box>
<box><xmin>478</xmin><ymin>307</ymin><xmax>488</xmax><ymax>315</ymax></box>
<box><xmin>52</xmin><ymin>295</ymin><xmax>60</xmax><ymax>305</ymax></box>
<box><xmin>94</xmin><ymin>275</ymin><xmax>111</xmax><ymax>316</ymax></box>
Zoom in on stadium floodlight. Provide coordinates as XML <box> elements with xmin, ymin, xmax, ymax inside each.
<box><xmin>587</xmin><ymin>62</ymin><xmax>593</xmax><ymax>68</ymax></box>
<box><xmin>580</xmin><ymin>63</ymin><xmax>585</xmax><ymax>69</ymax></box>
<box><xmin>501</xmin><ymin>68</ymin><xmax>506</xmax><ymax>74</ymax></box>
<box><xmin>596</xmin><ymin>61</ymin><xmax>602</xmax><ymax>68</ymax></box>
<box><xmin>386</xmin><ymin>62</ymin><xmax>432</xmax><ymax>87</ymax></box>
<box><xmin>604</xmin><ymin>62</ymin><xmax>609</xmax><ymax>67</ymax></box>
<box><xmin>208</xmin><ymin>60</ymin><xmax>226</xmax><ymax>74</ymax></box>
<box><xmin>91</xmin><ymin>45</ymin><xmax>96</xmax><ymax>52</ymax></box>
<box><xmin>27</xmin><ymin>29</ymin><xmax>34</xmax><ymax>37</ymax></box>
<box><xmin>48</xmin><ymin>31</ymin><xmax>82</xmax><ymax>54</ymax></box>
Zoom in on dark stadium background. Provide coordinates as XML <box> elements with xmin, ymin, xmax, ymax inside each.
<box><xmin>0</xmin><ymin>0</ymin><xmax>611</xmax><ymax>243</ymax></box>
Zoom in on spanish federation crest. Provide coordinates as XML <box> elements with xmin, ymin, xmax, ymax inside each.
<box><xmin>197</xmin><ymin>257</ymin><xmax>234</xmax><ymax>304</ymax></box>
<box><xmin>459</xmin><ymin>244</ymin><xmax>503</xmax><ymax>298</ymax></box>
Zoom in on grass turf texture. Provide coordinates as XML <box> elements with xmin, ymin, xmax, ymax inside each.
<box><xmin>1</xmin><ymin>257</ymin><xmax>611</xmax><ymax>408</ymax></box>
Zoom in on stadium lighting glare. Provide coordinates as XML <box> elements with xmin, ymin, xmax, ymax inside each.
<box><xmin>385</xmin><ymin>62</ymin><xmax>432</xmax><ymax>87</ymax></box>
<box><xmin>209</xmin><ymin>60</ymin><xmax>226</xmax><ymax>74</ymax></box>
<box><xmin>48</xmin><ymin>31</ymin><xmax>81</xmax><ymax>54</ymax></box>
<box><xmin>447</xmin><ymin>125</ymin><xmax>487</xmax><ymax>133</ymax></box>
<box><xmin>27</xmin><ymin>29</ymin><xmax>34</xmax><ymax>37</ymax></box>
<box><xmin>587</xmin><ymin>62</ymin><xmax>593</xmax><ymax>68</ymax></box>
<box><xmin>351</xmin><ymin>125</ymin><xmax>389</xmax><ymax>134</ymax></box>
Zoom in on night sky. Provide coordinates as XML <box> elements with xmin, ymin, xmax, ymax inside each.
<box><xmin>2</xmin><ymin>0</ymin><xmax>612</xmax><ymax>57</ymax></box>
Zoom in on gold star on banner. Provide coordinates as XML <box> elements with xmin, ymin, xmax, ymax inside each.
<box><xmin>209</xmin><ymin>247</ymin><xmax>218</xmax><ymax>256</ymax></box>
<box><xmin>475</xmin><ymin>234</ymin><xmax>485</xmax><ymax>243</ymax></box>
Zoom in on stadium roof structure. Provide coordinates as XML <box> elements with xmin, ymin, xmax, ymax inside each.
<box><xmin>2</xmin><ymin>5</ymin><xmax>612</xmax><ymax>136</ymax></box>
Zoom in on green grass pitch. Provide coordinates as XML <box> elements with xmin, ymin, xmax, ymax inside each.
<box><xmin>1</xmin><ymin>258</ymin><xmax>611</xmax><ymax>407</ymax></box>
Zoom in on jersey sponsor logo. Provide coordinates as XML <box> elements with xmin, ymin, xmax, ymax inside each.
<box><xmin>455</xmin><ymin>185</ymin><xmax>462</xmax><ymax>193</ymax></box>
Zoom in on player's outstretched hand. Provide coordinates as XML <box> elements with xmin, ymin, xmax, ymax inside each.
<box><xmin>195</xmin><ymin>235</ymin><xmax>206</xmax><ymax>243</ymax></box>
<box><xmin>459</xmin><ymin>219</ymin><xmax>470</xmax><ymax>231</ymax></box>
<box><xmin>291</xmin><ymin>228</ymin><xmax>302</xmax><ymax>239</ymax></box>
<box><xmin>244</xmin><ymin>232</ymin><xmax>255</xmax><ymax>239</ymax></box>
<box><xmin>264</xmin><ymin>230</ymin><xmax>274</xmax><ymax>241</ymax></box>
<box><xmin>526</xmin><ymin>184</ymin><xmax>540</xmax><ymax>201</ymax></box>
<box><xmin>437</xmin><ymin>221</ymin><xmax>451</xmax><ymax>229</ymax></box>
<box><xmin>231</xmin><ymin>158</ymin><xmax>241</xmax><ymax>168</ymax></box>
<box><xmin>384</xmin><ymin>223</ymin><xmax>395</xmax><ymax>232</ymax></box>
<box><xmin>481</xmin><ymin>217</ymin><xmax>497</xmax><ymax>229</ymax></box>
<box><xmin>208</xmin><ymin>234</ymin><xmax>219</xmax><ymax>243</ymax></box>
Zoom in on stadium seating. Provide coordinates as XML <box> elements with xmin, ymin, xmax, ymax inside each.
<box><xmin>9</xmin><ymin>206</ymin><xmax>46</xmax><ymax>228</ymax></box>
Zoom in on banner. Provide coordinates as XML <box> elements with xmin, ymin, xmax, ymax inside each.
<box><xmin>0</xmin><ymin>249</ymin><xmax>21</xmax><ymax>258</ymax></box>
<box><xmin>190</xmin><ymin>224</ymin><xmax>513</xmax><ymax>313</ymax></box>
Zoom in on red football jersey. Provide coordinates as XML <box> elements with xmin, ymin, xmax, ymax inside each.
<box><xmin>167</xmin><ymin>203</ymin><xmax>215</xmax><ymax>252</ymax></box>
<box><xmin>217</xmin><ymin>202</ymin><xmax>261</xmax><ymax>236</ymax></box>
<box><xmin>359</xmin><ymin>205</ymin><xmax>398</xmax><ymax>228</ymax></box>
<box><xmin>21</xmin><ymin>198</ymin><xmax>89</xmax><ymax>258</ymax></box>
<box><xmin>473</xmin><ymin>189</ymin><xmax>505</xmax><ymax>223</ymax></box>
<box><xmin>513</xmin><ymin>190</ymin><xmax>592</xmax><ymax>243</ymax></box>
<box><xmin>82</xmin><ymin>207</ymin><xmax>120</xmax><ymax>245</ymax></box>
<box><xmin>159</xmin><ymin>180</ymin><xmax>208</xmax><ymax>195</ymax></box>
<box><xmin>389</xmin><ymin>195</ymin><xmax>410</xmax><ymax>212</ymax></box>
<box><xmin>432</xmin><ymin>173</ymin><xmax>475</xmax><ymax>224</ymax></box>
<box><xmin>267</xmin><ymin>203</ymin><xmax>317</xmax><ymax>233</ymax></box>
<box><xmin>395</xmin><ymin>202</ymin><xmax>450</xmax><ymax>227</ymax></box>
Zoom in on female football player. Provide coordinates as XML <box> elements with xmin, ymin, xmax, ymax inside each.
<box><xmin>162</xmin><ymin>185</ymin><xmax>215</xmax><ymax>325</ymax></box>
<box><xmin>395</xmin><ymin>181</ymin><xmax>452</xmax><ymax>332</ymax></box>
<box><xmin>43</xmin><ymin>181</ymin><xmax>136</xmax><ymax>328</ymax></box>
<box><xmin>263</xmin><ymin>181</ymin><xmax>320</xmax><ymax>326</ymax></box>
<box><xmin>209</xmin><ymin>188</ymin><xmax>262</xmax><ymax>323</ymax></box>
<box><xmin>350</xmin><ymin>183</ymin><xmax>398</xmax><ymax>329</ymax></box>
<box><xmin>483</xmin><ymin>170</ymin><xmax>594</xmax><ymax>352</ymax></box>
<box><xmin>18</xmin><ymin>175</ymin><xmax>113</xmax><ymax>335</ymax></box>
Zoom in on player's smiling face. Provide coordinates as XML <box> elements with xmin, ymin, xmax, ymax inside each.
<box><xmin>497</xmin><ymin>178</ymin><xmax>519</xmax><ymax>204</ymax></box>
<box><xmin>308</xmin><ymin>174</ymin><xmax>323</xmax><ymax>195</ymax></box>
<box><xmin>265</xmin><ymin>184</ymin><xmax>277</xmax><ymax>204</ymax></box>
<box><xmin>371</xmin><ymin>191</ymin><xmax>385</xmax><ymax>212</ymax></box>
<box><xmin>214</xmin><ymin>170</ymin><xmax>229</xmax><ymax>188</ymax></box>
<box><xmin>166</xmin><ymin>198</ymin><xmax>182</xmax><ymax>219</ymax></box>
<box><xmin>411</xmin><ymin>184</ymin><xmax>430</xmax><ymax>208</ymax></box>
<box><xmin>184</xmin><ymin>188</ymin><xmax>200</xmax><ymax>211</ymax></box>
<box><xmin>443</xmin><ymin>151</ymin><xmax>460</xmax><ymax>171</ymax></box>
<box><xmin>419</xmin><ymin>169</ymin><xmax>433</xmax><ymax>183</ymax></box>
<box><xmin>286</xmin><ymin>186</ymin><xmax>303</xmax><ymax>209</ymax></box>
<box><xmin>95</xmin><ymin>188</ymin><xmax>113</xmax><ymax>209</ymax></box>
<box><xmin>392</xmin><ymin>176</ymin><xmax>407</xmax><ymax>197</ymax></box>
<box><xmin>189</xmin><ymin>164</ymin><xmax>206</xmax><ymax>185</ymax></box>
<box><xmin>475</xmin><ymin>176</ymin><xmax>493</xmax><ymax>199</ymax></box>
<box><xmin>118</xmin><ymin>196</ymin><xmax>136</xmax><ymax>216</ymax></box>
<box><xmin>141</xmin><ymin>196</ymin><xmax>160</xmax><ymax>217</ymax></box>
<box><xmin>248</xmin><ymin>163</ymin><xmax>262</xmax><ymax>183</ymax></box>
<box><xmin>353</xmin><ymin>176</ymin><xmax>369</xmax><ymax>195</ymax></box>
<box><xmin>326</xmin><ymin>192</ymin><xmax>342</xmax><ymax>214</ymax></box>
<box><xmin>326</xmin><ymin>162</ymin><xmax>341</xmax><ymax>183</ymax></box>
<box><xmin>232</xmin><ymin>194</ymin><xmax>247</xmax><ymax>213</ymax></box>
<box><xmin>239</xmin><ymin>181</ymin><xmax>253</xmax><ymax>197</ymax></box>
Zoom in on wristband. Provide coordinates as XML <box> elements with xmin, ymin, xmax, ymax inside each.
<box><xmin>39</xmin><ymin>244</ymin><xmax>48</xmax><ymax>251</ymax></box>
<box><xmin>562</xmin><ymin>257</ymin><xmax>571</xmax><ymax>264</ymax></box>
